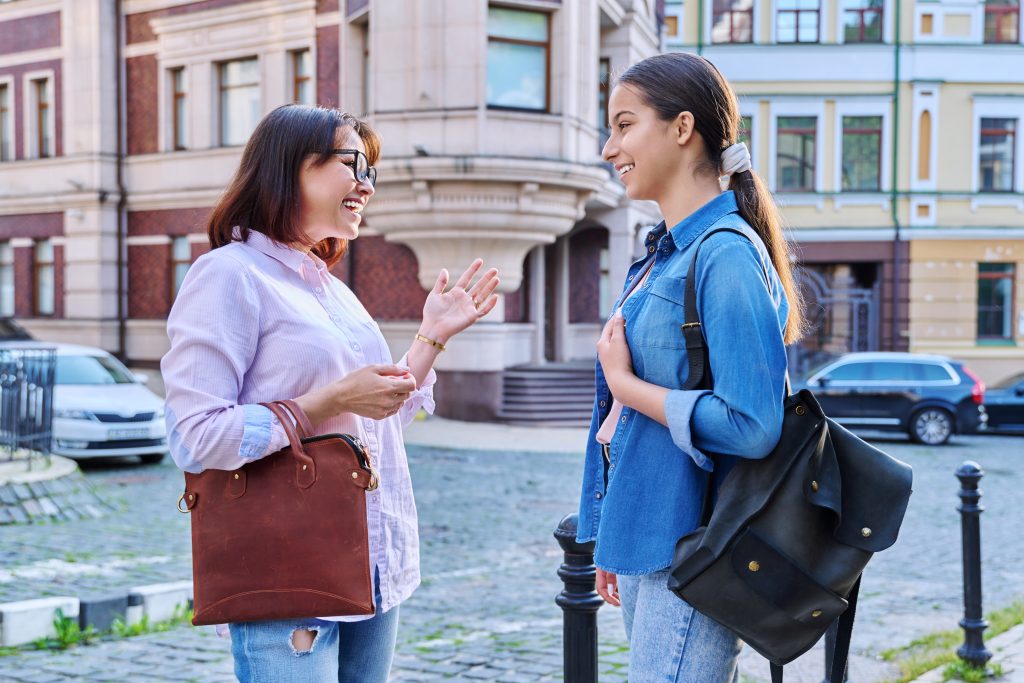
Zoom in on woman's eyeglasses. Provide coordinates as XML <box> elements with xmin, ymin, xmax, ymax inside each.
<box><xmin>330</xmin><ymin>149</ymin><xmax>377</xmax><ymax>187</ymax></box>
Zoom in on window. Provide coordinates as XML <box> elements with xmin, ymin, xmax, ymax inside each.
<box><xmin>979</xmin><ymin>117</ymin><xmax>1016</xmax><ymax>192</ymax></box>
<box><xmin>0</xmin><ymin>241</ymin><xmax>13</xmax><ymax>317</ymax></box>
<box><xmin>843</xmin><ymin>0</ymin><xmax>884</xmax><ymax>42</ymax></box>
<box><xmin>33</xmin><ymin>239</ymin><xmax>54</xmax><ymax>316</ymax></box>
<box><xmin>598</xmin><ymin>58</ymin><xmax>611</xmax><ymax>147</ymax></box>
<box><xmin>978</xmin><ymin>263</ymin><xmax>1015</xmax><ymax>340</ymax></box>
<box><xmin>486</xmin><ymin>7</ymin><xmax>550</xmax><ymax>111</ymax></box>
<box><xmin>914</xmin><ymin>363</ymin><xmax>956</xmax><ymax>382</ymax></box>
<box><xmin>599</xmin><ymin>248</ymin><xmax>611</xmax><ymax>316</ymax></box>
<box><xmin>777</xmin><ymin>0</ymin><xmax>820</xmax><ymax>42</ymax></box>
<box><xmin>985</xmin><ymin>0</ymin><xmax>1019</xmax><ymax>43</ymax></box>
<box><xmin>842</xmin><ymin>116</ymin><xmax>882</xmax><ymax>191</ymax></box>
<box><xmin>292</xmin><ymin>49</ymin><xmax>313</xmax><ymax>105</ymax></box>
<box><xmin>712</xmin><ymin>0</ymin><xmax>754</xmax><ymax>43</ymax></box>
<box><xmin>170</xmin><ymin>67</ymin><xmax>186</xmax><ymax>151</ymax></box>
<box><xmin>871</xmin><ymin>363</ymin><xmax>917</xmax><ymax>382</ymax></box>
<box><xmin>32</xmin><ymin>78</ymin><xmax>52</xmax><ymax>158</ymax></box>
<box><xmin>0</xmin><ymin>83</ymin><xmax>10</xmax><ymax>161</ymax></box>
<box><xmin>777</xmin><ymin>116</ymin><xmax>817</xmax><ymax>191</ymax></box>
<box><xmin>171</xmin><ymin>237</ymin><xmax>191</xmax><ymax>301</ymax></box>
<box><xmin>825</xmin><ymin>362</ymin><xmax>871</xmax><ymax>381</ymax></box>
<box><xmin>739</xmin><ymin>115</ymin><xmax>753</xmax><ymax>163</ymax></box>
<box><xmin>665</xmin><ymin>15</ymin><xmax>680</xmax><ymax>39</ymax></box>
<box><xmin>219</xmin><ymin>58</ymin><xmax>260</xmax><ymax>147</ymax></box>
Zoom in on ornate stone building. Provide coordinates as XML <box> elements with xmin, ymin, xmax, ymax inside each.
<box><xmin>0</xmin><ymin>0</ymin><xmax>662</xmax><ymax>421</ymax></box>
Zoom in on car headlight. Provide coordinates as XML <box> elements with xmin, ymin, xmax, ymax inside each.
<box><xmin>155</xmin><ymin>406</ymin><xmax>166</xmax><ymax>419</ymax></box>
<box><xmin>54</xmin><ymin>408</ymin><xmax>97</xmax><ymax>421</ymax></box>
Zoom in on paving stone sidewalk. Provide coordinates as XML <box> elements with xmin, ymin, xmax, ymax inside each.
<box><xmin>0</xmin><ymin>429</ymin><xmax>1022</xmax><ymax>681</ymax></box>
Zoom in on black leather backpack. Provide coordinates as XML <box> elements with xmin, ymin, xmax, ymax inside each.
<box><xmin>666</xmin><ymin>227</ymin><xmax>914</xmax><ymax>683</ymax></box>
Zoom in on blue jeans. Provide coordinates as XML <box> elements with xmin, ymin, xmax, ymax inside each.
<box><xmin>228</xmin><ymin>578</ymin><xmax>400</xmax><ymax>683</ymax></box>
<box><xmin>618</xmin><ymin>569</ymin><xmax>742</xmax><ymax>683</ymax></box>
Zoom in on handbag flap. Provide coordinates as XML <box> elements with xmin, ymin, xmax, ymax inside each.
<box><xmin>730</xmin><ymin>528</ymin><xmax>848</xmax><ymax>626</ymax></box>
<box><xmin>824</xmin><ymin>419</ymin><xmax>913</xmax><ymax>552</ymax></box>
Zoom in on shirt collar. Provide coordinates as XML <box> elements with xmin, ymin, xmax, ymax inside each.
<box><xmin>663</xmin><ymin>190</ymin><xmax>741</xmax><ymax>251</ymax></box>
<box><xmin>235</xmin><ymin>227</ymin><xmax>323</xmax><ymax>273</ymax></box>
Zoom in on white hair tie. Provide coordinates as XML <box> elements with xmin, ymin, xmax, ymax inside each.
<box><xmin>721</xmin><ymin>142</ymin><xmax>752</xmax><ymax>175</ymax></box>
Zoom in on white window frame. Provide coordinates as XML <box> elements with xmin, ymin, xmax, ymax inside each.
<box><xmin>769</xmin><ymin>99</ymin><xmax>826</xmax><ymax>193</ymax></box>
<box><xmin>0</xmin><ymin>76</ymin><xmax>14</xmax><ymax>162</ymax></box>
<box><xmin>972</xmin><ymin>96</ymin><xmax>1024</xmax><ymax>194</ymax></box>
<box><xmin>704</xmin><ymin>0</ymin><xmax>761</xmax><ymax>45</ymax></box>
<box><xmin>162</xmin><ymin>63</ymin><xmax>189</xmax><ymax>152</ymax></box>
<box><xmin>216</xmin><ymin>55</ymin><xmax>262</xmax><ymax>148</ymax></box>
<box><xmin>834</xmin><ymin>99</ymin><xmax>892</xmax><ymax>194</ymax></box>
<box><xmin>22</xmin><ymin>69</ymin><xmax>55</xmax><ymax>160</ymax></box>
<box><xmin>835</xmin><ymin>0</ymin><xmax>894</xmax><ymax>44</ymax></box>
<box><xmin>913</xmin><ymin>0</ymin><xmax>985</xmax><ymax>43</ymax></box>
<box><xmin>737</xmin><ymin>97</ymin><xmax>760</xmax><ymax>171</ymax></box>
<box><xmin>0</xmin><ymin>240</ymin><xmax>14</xmax><ymax>317</ymax></box>
<box><xmin>287</xmin><ymin>47</ymin><xmax>316</xmax><ymax>106</ymax></box>
<box><xmin>664</xmin><ymin>0</ymin><xmax>685</xmax><ymax>47</ymax></box>
<box><xmin>770</xmin><ymin>0</ymin><xmax>829</xmax><ymax>44</ymax></box>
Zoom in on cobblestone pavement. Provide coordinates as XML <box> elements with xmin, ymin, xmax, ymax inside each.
<box><xmin>0</xmin><ymin>432</ymin><xmax>1022</xmax><ymax>682</ymax></box>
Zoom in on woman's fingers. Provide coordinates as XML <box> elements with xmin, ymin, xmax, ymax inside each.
<box><xmin>467</xmin><ymin>267</ymin><xmax>499</xmax><ymax>298</ymax></box>
<box><xmin>431</xmin><ymin>269</ymin><xmax>450</xmax><ymax>295</ymax></box>
<box><xmin>476</xmin><ymin>294</ymin><xmax>499</xmax><ymax>317</ymax></box>
<box><xmin>608</xmin><ymin>311</ymin><xmax>625</xmax><ymax>343</ymax></box>
<box><xmin>453</xmin><ymin>259</ymin><xmax>484</xmax><ymax>291</ymax></box>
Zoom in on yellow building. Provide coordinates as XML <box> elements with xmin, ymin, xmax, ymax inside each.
<box><xmin>663</xmin><ymin>0</ymin><xmax>1023</xmax><ymax>384</ymax></box>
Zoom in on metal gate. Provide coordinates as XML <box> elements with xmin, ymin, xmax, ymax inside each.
<box><xmin>788</xmin><ymin>267</ymin><xmax>879</xmax><ymax>379</ymax></box>
<box><xmin>0</xmin><ymin>346</ymin><xmax>56</xmax><ymax>469</ymax></box>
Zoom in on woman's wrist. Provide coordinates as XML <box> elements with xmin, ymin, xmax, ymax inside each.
<box><xmin>416</xmin><ymin>322</ymin><xmax>450</xmax><ymax>347</ymax></box>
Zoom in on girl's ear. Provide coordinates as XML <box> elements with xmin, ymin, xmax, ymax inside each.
<box><xmin>673</xmin><ymin>111</ymin><xmax>696</xmax><ymax>147</ymax></box>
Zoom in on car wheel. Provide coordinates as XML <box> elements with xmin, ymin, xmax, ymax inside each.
<box><xmin>910</xmin><ymin>408</ymin><xmax>953</xmax><ymax>445</ymax></box>
<box><xmin>139</xmin><ymin>453</ymin><xmax>165</xmax><ymax>465</ymax></box>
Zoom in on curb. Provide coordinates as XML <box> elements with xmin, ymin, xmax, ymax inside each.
<box><xmin>0</xmin><ymin>581</ymin><xmax>194</xmax><ymax>647</ymax></box>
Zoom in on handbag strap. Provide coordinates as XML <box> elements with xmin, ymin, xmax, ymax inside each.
<box><xmin>260</xmin><ymin>401</ymin><xmax>317</xmax><ymax>488</ymax></box>
<box><xmin>767</xmin><ymin>576</ymin><xmax>860</xmax><ymax>683</ymax></box>
<box><xmin>276</xmin><ymin>399</ymin><xmax>314</xmax><ymax>438</ymax></box>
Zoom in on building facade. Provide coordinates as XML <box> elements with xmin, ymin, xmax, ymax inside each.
<box><xmin>0</xmin><ymin>0</ymin><xmax>662</xmax><ymax>420</ymax></box>
<box><xmin>664</xmin><ymin>0</ymin><xmax>1024</xmax><ymax>382</ymax></box>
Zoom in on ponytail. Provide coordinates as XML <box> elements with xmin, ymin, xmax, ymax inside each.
<box><xmin>729</xmin><ymin>169</ymin><xmax>804</xmax><ymax>344</ymax></box>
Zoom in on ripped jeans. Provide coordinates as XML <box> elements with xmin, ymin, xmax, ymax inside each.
<box><xmin>228</xmin><ymin>577</ymin><xmax>400</xmax><ymax>683</ymax></box>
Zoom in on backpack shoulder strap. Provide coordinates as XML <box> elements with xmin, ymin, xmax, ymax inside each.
<box><xmin>681</xmin><ymin>227</ymin><xmax>753</xmax><ymax>390</ymax></box>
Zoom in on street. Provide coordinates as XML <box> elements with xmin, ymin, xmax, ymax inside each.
<box><xmin>0</xmin><ymin>431</ymin><xmax>1022</xmax><ymax>682</ymax></box>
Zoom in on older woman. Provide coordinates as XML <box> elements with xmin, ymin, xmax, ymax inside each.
<box><xmin>162</xmin><ymin>104</ymin><xmax>499</xmax><ymax>683</ymax></box>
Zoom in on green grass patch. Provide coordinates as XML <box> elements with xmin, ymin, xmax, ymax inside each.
<box><xmin>943</xmin><ymin>660</ymin><xmax>1003</xmax><ymax>682</ymax></box>
<box><xmin>16</xmin><ymin>604</ymin><xmax>194</xmax><ymax>654</ymax></box>
<box><xmin>881</xmin><ymin>601</ymin><xmax>1024</xmax><ymax>683</ymax></box>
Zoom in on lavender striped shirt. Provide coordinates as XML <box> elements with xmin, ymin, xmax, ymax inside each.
<box><xmin>161</xmin><ymin>229</ymin><xmax>434</xmax><ymax>621</ymax></box>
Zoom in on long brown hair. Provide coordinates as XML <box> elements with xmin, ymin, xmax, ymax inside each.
<box><xmin>207</xmin><ymin>104</ymin><xmax>381</xmax><ymax>268</ymax></box>
<box><xmin>617</xmin><ymin>54</ymin><xmax>804</xmax><ymax>344</ymax></box>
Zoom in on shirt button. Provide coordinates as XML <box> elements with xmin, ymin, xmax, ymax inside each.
<box><xmin>648</xmin><ymin>246</ymin><xmax>655</xmax><ymax>253</ymax></box>
<box><xmin>352</xmin><ymin>343</ymin><xmax>361</xmax><ymax>351</ymax></box>
<box><xmin>609</xmin><ymin>464</ymin><xmax>616</xmax><ymax>472</ymax></box>
<box><xmin>315</xmin><ymin>287</ymin><xmax>324</xmax><ymax>294</ymax></box>
<box><xmin>595</xmin><ymin>492</ymin><xmax>602</xmax><ymax>500</ymax></box>
<box><xmin>628</xmin><ymin>274</ymin><xmax>634</xmax><ymax>281</ymax></box>
<box><xmin>620</xmin><ymin>415</ymin><xmax>627</xmax><ymax>424</ymax></box>
<box><xmin>599</xmin><ymin>400</ymin><xmax>607</xmax><ymax>408</ymax></box>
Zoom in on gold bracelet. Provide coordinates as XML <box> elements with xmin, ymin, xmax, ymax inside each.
<box><xmin>414</xmin><ymin>333</ymin><xmax>446</xmax><ymax>352</ymax></box>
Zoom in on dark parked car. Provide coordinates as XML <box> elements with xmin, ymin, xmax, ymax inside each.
<box><xmin>797</xmin><ymin>352</ymin><xmax>987</xmax><ymax>445</ymax></box>
<box><xmin>984</xmin><ymin>372</ymin><xmax>1024</xmax><ymax>433</ymax></box>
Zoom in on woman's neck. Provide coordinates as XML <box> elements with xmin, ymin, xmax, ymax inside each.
<box><xmin>657</xmin><ymin>174</ymin><xmax>723</xmax><ymax>229</ymax></box>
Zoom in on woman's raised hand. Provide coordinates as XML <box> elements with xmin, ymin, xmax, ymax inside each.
<box><xmin>420</xmin><ymin>259</ymin><xmax>500</xmax><ymax>344</ymax></box>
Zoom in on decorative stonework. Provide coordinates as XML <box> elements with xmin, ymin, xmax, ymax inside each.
<box><xmin>366</xmin><ymin>157</ymin><xmax>610</xmax><ymax>292</ymax></box>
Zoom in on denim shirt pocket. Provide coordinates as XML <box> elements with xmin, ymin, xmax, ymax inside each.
<box><xmin>631</xmin><ymin>275</ymin><xmax>689</xmax><ymax>386</ymax></box>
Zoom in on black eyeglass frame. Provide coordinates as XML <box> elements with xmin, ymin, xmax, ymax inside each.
<box><xmin>329</xmin><ymin>148</ymin><xmax>378</xmax><ymax>187</ymax></box>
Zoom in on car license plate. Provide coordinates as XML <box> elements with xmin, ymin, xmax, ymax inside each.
<box><xmin>108</xmin><ymin>428</ymin><xmax>150</xmax><ymax>440</ymax></box>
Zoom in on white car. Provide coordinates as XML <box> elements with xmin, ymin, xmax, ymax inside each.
<box><xmin>4</xmin><ymin>342</ymin><xmax>168</xmax><ymax>464</ymax></box>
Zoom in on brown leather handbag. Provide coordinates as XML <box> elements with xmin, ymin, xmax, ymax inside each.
<box><xmin>178</xmin><ymin>399</ymin><xmax>379</xmax><ymax>626</ymax></box>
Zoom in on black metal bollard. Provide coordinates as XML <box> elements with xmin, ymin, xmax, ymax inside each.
<box><xmin>554</xmin><ymin>513</ymin><xmax>604</xmax><ymax>683</ymax></box>
<box><xmin>956</xmin><ymin>461</ymin><xmax>992</xmax><ymax>670</ymax></box>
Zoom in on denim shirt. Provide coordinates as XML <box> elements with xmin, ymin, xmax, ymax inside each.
<box><xmin>576</xmin><ymin>191</ymin><xmax>790</xmax><ymax>575</ymax></box>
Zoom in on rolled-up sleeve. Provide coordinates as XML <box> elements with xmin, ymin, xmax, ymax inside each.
<box><xmin>663</xmin><ymin>237</ymin><xmax>788</xmax><ymax>468</ymax></box>
<box><xmin>161</xmin><ymin>255</ymin><xmax>281</xmax><ymax>473</ymax></box>
<box><xmin>395</xmin><ymin>352</ymin><xmax>436</xmax><ymax>427</ymax></box>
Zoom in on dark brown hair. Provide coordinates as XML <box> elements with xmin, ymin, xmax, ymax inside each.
<box><xmin>207</xmin><ymin>104</ymin><xmax>381</xmax><ymax>268</ymax></box>
<box><xmin>617</xmin><ymin>53</ymin><xmax>804</xmax><ymax>344</ymax></box>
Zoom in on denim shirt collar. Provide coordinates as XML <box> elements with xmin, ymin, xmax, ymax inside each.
<box><xmin>650</xmin><ymin>190</ymin><xmax>741</xmax><ymax>253</ymax></box>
